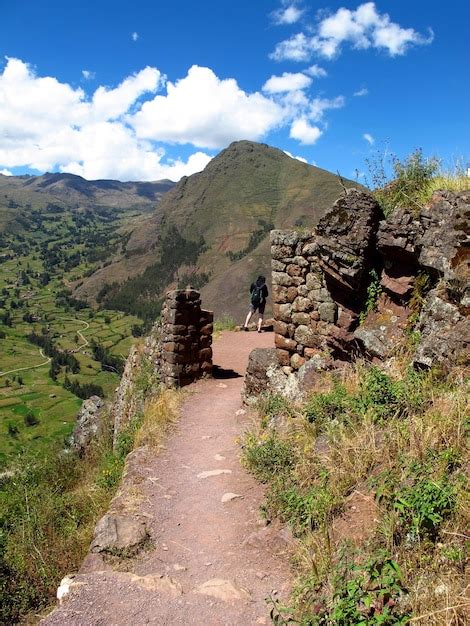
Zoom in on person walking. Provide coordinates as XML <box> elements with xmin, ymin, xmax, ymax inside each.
<box><xmin>242</xmin><ymin>275</ymin><xmax>268</xmax><ymax>333</ymax></box>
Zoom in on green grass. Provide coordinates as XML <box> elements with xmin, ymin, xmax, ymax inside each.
<box><xmin>417</xmin><ymin>173</ymin><xmax>470</xmax><ymax>205</ymax></box>
<box><xmin>213</xmin><ymin>313</ymin><xmax>237</xmax><ymax>332</ymax></box>
<box><xmin>243</xmin><ymin>364</ymin><xmax>469</xmax><ymax>625</ymax></box>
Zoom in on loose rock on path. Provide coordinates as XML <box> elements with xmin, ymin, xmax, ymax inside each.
<box><xmin>41</xmin><ymin>330</ymin><xmax>292</xmax><ymax>626</ymax></box>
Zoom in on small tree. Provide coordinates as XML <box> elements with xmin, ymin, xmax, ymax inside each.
<box><xmin>24</xmin><ymin>412</ymin><xmax>39</xmax><ymax>427</ymax></box>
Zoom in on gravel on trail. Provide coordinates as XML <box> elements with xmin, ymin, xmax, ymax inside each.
<box><xmin>41</xmin><ymin>330</ymin><xmax>293</xmax><ymax>626</ymax></box>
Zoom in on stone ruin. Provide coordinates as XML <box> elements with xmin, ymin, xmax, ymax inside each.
<box><xmin>112</xmin><ymin>288</ymin><xmax>213</xmax><ymax>443</ymax></box>
<box><xmin>245</xmin><ymin>188</ymin><xmax>469</xmax><ymax>399</ymax></box>
<box><xmin>150</xmin><ymin>289</ymin><xmax>213</xmax><ymax>388</ymax></box>
<box><xmin>271</xmin><ymin>189</ymin><xmax>381</xmax><ymax>370</ymax></box>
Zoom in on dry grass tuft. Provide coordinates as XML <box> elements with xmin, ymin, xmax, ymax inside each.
<box><xmin>134</xmin><ymin>388</ymin><xmax>183</xmax><ymax>449</ymax></box>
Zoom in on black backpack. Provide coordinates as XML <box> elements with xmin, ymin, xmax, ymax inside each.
<box><xmin>251</xmin><ymin>284</ymin><xmax>264</xmax><ymax>305</ymax></box>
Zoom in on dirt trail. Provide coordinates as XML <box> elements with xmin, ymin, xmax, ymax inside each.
<box><xmin>0</xmin><ymin>348</ymin><xmax>51</xmax><ymax>378</ymax></box>
<box><xmin>42</xmin><ymin>331</ymin><xmax>292</xmax><ymax>626</ymax></box>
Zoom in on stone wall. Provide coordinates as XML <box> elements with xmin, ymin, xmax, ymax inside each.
<box><xmin>157</xmin><ymin>289</ymin><xmax>213</xmax><ymax>388</ymax></box>
<box><xmin>271</xmin><ymin>189</ymin><xmax>381</xmax><ymax>371</ymax></box>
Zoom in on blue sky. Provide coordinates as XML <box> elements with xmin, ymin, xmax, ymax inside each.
<box><xmin>0</xmin><ymin>1</ymin><xmax>468</xmax><ymax>182</ymax></box>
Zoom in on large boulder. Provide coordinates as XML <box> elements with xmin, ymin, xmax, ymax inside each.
<box><xmin>243</xmin><ymin>347</ymin><xmax>302</xmax><ymax>402</ymax></box>
<box><xmin>243</xmin><ymin>348</ymin><xmax>278</xmax><ymax>401</ymax></box>
<box><xmin>315</xmin><ymin>189</ymin><xmax>382</xmax><ymax>296</ymax></box>
<box><xmin>69</xmin><ymin>396</ymin><xmax>104</xmax><ymax>456</ymax></box>
<box><xmin>91</xmin><ymin>514</ymin><xmax>148</xmax><ymax>554</ymax></box>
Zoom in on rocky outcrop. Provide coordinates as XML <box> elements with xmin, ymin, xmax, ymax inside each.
<box><xmin>374</xmin><ymin>189</ymin><xmax>470</xmax><ymax>366</ymax></box>
<box><xmin>417</xmin><ymin>190</ymin><xmax>470</xmax><ymax>280</ymax></box>
<box><xmin>354</xmin><ymin>295</ymin><xmax>410</xmax><ymax>360</ymax></box>
<box><xmin>111</xmin><ymin>344</ymin><xmax>149</xmax><ymax>447</ymax></box>
<box><xmin>316</xmin><ymin>189</ymin><xmax>382</xmax><ymax>293</ymax></box>
<box><xmin>69</xmin><ymin>396</ymin><xmax>105</xmax><ymax>456</ymax></box>
<box><xmin>413</xmin><ymin>286</ymin><xmax>470</xmax><ymax>369</ymax></box>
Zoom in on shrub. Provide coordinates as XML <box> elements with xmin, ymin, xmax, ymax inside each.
<box><xmin>356</xmin><ymin>367</ymin><xmax>402</xmax><ymax>419</ymax></box>
<box><xmin>242</xmin><ymin>431</ymin><xmax>294</xmax><ymax>483</ymax></box>
<box><xmin>394</xmin><ymin>478</ymin><xmax>455</xmax><ymax>542</ymax></box>
<box><xmin>325</xmin><ymin>551</ymin><xmax>410</xmax><ymax>625</ymax></box>
<box><xmin>260</xmin><ymin>393</ymin><xmax>296</xmax><ymax>422</ymax></box>
<box><xmin>24</xmin><ymin>412</ymin><xmax>39</xmax><ymax>427</ymax></box>
<box><xmin>359</xmin><ymin>269</ymin><xmax>382</xmax><ymax>325</ymax></box>
<box><xmin>267</xmin><ymin>481</ymin><xmax>338</xmax><ymax>536</ymax></box>
<box><xmin>367</xmin><ymin>148</ymin><xmax>439</xmax><ymax>216</ymax></box>
<box><xmin>304</xmin><ymin>383</ymin><xmax>351</xmax><ymax>424</ymax></box>
<box><xmin>7</xmin><ymin>424</ymin><xmax>19</xmax><ymax>437</ymax></box>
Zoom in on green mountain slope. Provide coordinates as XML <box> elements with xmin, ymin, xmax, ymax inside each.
<box><xmin>78</xmin><ymin>141</ymin><xmax>362</xmax><ymax>321</ymax></box>
<box><xmin>0</xmin><ymin>172</ymin><xmax>174</xmax><ymax>235</ymax></box>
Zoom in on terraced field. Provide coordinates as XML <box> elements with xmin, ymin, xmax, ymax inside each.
<box><xmin>0</xmin><ymin>205</ymin><xmax>143</xmax><ymax>467</ymax></box>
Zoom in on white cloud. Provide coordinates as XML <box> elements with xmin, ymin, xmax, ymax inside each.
<box><xmin>91</xmin><ymin>66</ymin><xmax>162</xmax><ymax>121</ymax></box>
<box><xmin>363</xmin><ymin>132</ymin><xmax>374</xmax><ymax>145</ymax></box>
<box><xmin>283</xmin><ymin>150</ymin><xmax>308</xmax><ymax>163</ymax></box>
<box><xmin>305</xmin><ymin>64</ymin><xmax>327</xmax><ymax>78</ymax></box>
<box><xmin>263</xmin><ymin>72</ymin><xmax>312</xmax><ymax>94</ymax></box>
<box><xmin>354</xmin><ymin>87</ymin><xmax>368</xmax><ymax>96</ymax></box>
<box><xmin>272</xmin><ymin>4</ymin><xmax>304</xmax><ymax>25</ymax></box>
<box><xmin>270</xmin><ymin>32</ymin><xmax>311</xmax><ymax>62</ymax></box>
<box><xmin>309</xmin><ymin>96</ymin><xmax>345</xmax><ymax>121</ymax></box>
<box><xmin>0</xmin><ymin>168</ymin><xmax>12</xmax><ymax>175</ymax></box>
<box><xmin>0</xmin><ymin>57</ymin><xmax>210</xmax><ymax>181</ymax></box>
<box><xmin>130</xmin><ymin>65</ymin><xmax>285</xmax><ymax>149</ymax></box>
<box><xmin>132</xmin><ymin>32</ymin><xmax>139</xmax><ymax>42</ymax></box>
<box><xmin>82</xmin><ymin>70</ymin><xmax>95</xmax><ymax>80</ymax></box>
<box><xmin>271</xmin><ymin>2</ymin><xmax>433</xmax><ymax>61</ymax></box>
<box><xmin>0</xmin><ymin>57</ymin><xmax>344</xmax><ymax>180</ymax></box>
<box><xmin>290</xmin><ymin>118</ymin><xmax>322</xmax><ymax>145</ymax></box>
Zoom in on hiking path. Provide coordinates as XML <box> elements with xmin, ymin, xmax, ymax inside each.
<box><xmin>42</xmin><ymin>330</ymin><xmax>292</xmax><ymax>626</ymax></box>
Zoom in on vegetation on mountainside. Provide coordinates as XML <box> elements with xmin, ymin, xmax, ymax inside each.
<box><xmin>366</xmin><ymin>147</ymin><xmax>470</xmax><ymax>216</ymax></box>
<box><xmin>242</xmin><ymin>363</ymin><xmax>469</xmax><ymax>625</ymax></box>
<box><xmin>0</xmin><ymin>199</ymin><xmax>141</xmax><ymax>466</ymax></box>
<box><xmin>0</xmin><ymin>359</ymin><xmax>180</xmax><ymax>625</ymax></box>
<box><xmin>98</xmin><ymin>225</ymin><xmax>207</xmax><ymax>323</ymax></box>
<box><xmin>77</xmin><ymin>141</ymin><xmax>362</xmax><ymax>320</ymax></box>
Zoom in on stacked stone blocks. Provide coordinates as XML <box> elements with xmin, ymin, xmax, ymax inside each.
<box><xmin>159</xmin><ymin>289</ymin><xmax>213</xmax><ymax>388</ymax></box>
<box><xmin>271</xmin><ymin>189</ymin><xmax>381</xmax><ymax>371</ymax></box>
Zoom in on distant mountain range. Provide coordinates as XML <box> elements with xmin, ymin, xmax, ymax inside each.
<box><xmin>1</xmin><ymin>142</ymin><xmax>361</xmax><ymax>320</ymax></box>
<box><xmin>0</xmin><ymin>172</ymin><xmax>175</xmax><ymax>232</ymax></box>
<box><xmin>74</xmin><ymin>141</ymin><xmax>362</xmax><ymax>321</ymax></box>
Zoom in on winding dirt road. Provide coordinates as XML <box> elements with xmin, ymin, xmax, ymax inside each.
<box><xmin>0</xmin><ymin>318</ymin><xmax>89</xmax><ymax>378</ymax></box>
<box><xmin>0</xmin><ymin>348</ymin><xmax>51</xmax><ymax>378</ymax></box>
<box><xmin>42</xmin><ymin>331</ymin><xmax>292</xmax><ymax>625</ymax></box>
